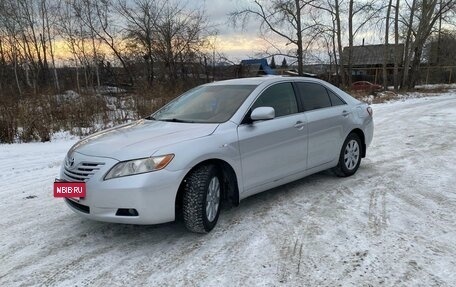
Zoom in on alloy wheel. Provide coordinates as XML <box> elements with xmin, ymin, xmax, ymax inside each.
<box><xmin>205</xmin><ymin>176</ymin><xmax>220</xmax><ymax>222</ymax></box>
<box><xmin>344</xmin><ymin>140</ymin><xmax>360</xmax><ymax>170</ymax></box>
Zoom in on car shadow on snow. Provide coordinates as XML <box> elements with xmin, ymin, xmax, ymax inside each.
<box><xmin>65</xmin><ymin>169</ymin><xmax>347</xmax><ymax>243</ymax></box>
<box><xmin>72</xmin><ymin>171</ymin><xmax>332</xmax><ymax>228</ymax></box>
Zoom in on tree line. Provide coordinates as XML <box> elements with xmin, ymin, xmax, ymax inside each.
<box><xmin>0</xmin><ymin>0</ymin><xmax>213</xmax><ymax>97</ymax></box>
<box><xmin>1</xmin><ymin>0</ymin><xmax>456</xmax><ymax>143</ymax></box>
<box><xmin>1</xmin><ymin>0</ymin><xmax>456</xmax><ymax>99</ymax></box>
<box><xmin>231</xmin><ymin>0</ymin><xmax>456</xmax><ymax>91</ymax></box>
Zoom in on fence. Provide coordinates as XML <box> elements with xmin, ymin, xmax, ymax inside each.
<box><xmin>342</xmin><ymin>66</ymin><xmax>456</xmax><ymax>86</ymax></box>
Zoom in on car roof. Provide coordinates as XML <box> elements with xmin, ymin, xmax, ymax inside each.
<box><xmin>206</xmin><ymin>76</ymin><xmax>329</xmax><ymax>86</ymax></box>
<box><xmin>206</xmin><ymin>76</ymin><xmax>360</xmax><ymax>107</ymax></box>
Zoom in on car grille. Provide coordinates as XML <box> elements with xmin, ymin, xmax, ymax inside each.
<box><xmin>63</xmin><ymin>161</ymin><xmax>105</xmax><ymax>182</ymax></box>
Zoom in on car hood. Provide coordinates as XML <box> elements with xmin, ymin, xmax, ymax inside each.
<box><xmin>70</xmin><ymin>119</ymin><xmax>218</xmax><ymax>161</ymax></box>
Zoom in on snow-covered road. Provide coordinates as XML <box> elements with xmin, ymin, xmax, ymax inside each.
<box><xmin>1</xmin><ymin>93</ymin><xmax>456</xmax><ymax>286</ymax></box>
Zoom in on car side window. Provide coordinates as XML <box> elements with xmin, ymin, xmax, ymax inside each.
<box><xmin>251</xmin><ymin>82</ymin><xmax>298</xmax><ymax>117</ymax></box>
<box><xmin>327</xmin><ymin>89</ymin><xmax>346</xmax><ymax>106</ymax></box>
<box><xmin>296</xmin><ymin>82</ymin><xmax>332</xmax><ymax>111</ymax></box>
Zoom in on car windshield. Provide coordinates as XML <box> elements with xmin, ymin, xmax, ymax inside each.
<box><xmin>150</xmin><ymin>85</ymin><xmax>257</xmax><ymax>123</ymax></box>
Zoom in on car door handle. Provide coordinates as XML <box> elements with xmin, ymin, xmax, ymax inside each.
<box><xmin>294</xmin><ymin>121</ymin><xmax>305</xmax><ymax>130</ymax></box>
<box><xmin>342</xmin><ymin>110</ymin><xmax>350</xmax><ymax>117</ymax></box>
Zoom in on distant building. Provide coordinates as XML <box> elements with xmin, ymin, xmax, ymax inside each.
<box><xmin>238</xmin><ymin>58</ymin><xmax>275</xmax><ymax>77</ymax></box>
<box><xmin>342</xmin><ymin>43</ymin><xmax>404</xmax><ymax>82</ymax></box>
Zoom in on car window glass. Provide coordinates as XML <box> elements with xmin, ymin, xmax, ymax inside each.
<box><xmin>296</xmin><ymin>82</ymin><xmax>332</xmax><ymax>111</ymax></box>
<box><xmin>251</xmin><ymin>82</ymin><xmax>298</xmax><ymax>117</ymax></box>
<box><xmin>152</xmin><ymin>85</ymin><xmax>257</xmax><ymax>123</ymax></box>
<box><xmin>327</xmin><ymin>89</ymin><xmax>346</xmax><ymax>106</ymax></box>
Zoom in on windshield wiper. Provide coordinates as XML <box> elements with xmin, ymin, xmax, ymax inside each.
<box><xmin>158</xmin><ymin>118</ymin><xmax>194</xmax><ymax>123</ymax></box>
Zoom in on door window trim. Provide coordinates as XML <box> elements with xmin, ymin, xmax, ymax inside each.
<box><xmin>326</xmin><ymin>88</ymin><xmax>347</xmax><ymax>106</ymax></box>
<box><xmin>294</xmin><ymin>81</ymin><xmax>347</xmax><ymax>112</ymax></box>
<box><xmin>240</xmin><ymin>81</ymin><xmax>301</xmax><ymax>125</ymax></box>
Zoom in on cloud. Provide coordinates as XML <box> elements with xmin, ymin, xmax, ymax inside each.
<box><xmin>207</xmin><ymin>33</ymin><xmax>291</xmax><ymax>61</ymax></box>
<box><xmin>200</xmin><ymin>0</ymin><xmax>290</xmax><ymax>60</ymax></box>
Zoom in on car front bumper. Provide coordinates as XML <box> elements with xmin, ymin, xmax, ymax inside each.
<box><xmin>60</xmin><ymin>152</ymin><xmax>187</xmax><ymax>224</ymax></box>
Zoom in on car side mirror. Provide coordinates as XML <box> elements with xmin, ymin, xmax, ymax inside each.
<box><xmin>251</xmin><ymin>107</ymin><xmax>275</xmax><ymax>121</ymax></box>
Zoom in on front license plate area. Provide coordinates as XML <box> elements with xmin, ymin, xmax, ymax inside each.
<box><xmin>54</xmin><ymin>181</ymin><xmax>86</xmax><ymax>198</ymax></box>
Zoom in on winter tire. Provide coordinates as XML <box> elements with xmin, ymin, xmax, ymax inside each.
<box><xmin>183</xmin><ymin>164</ymin><xmax>221</xmax><ymax>233</ymax></box>
<box><xmin>333</xmin><ymin>133</ymin><xmax>362</xmax><ymax>177</ymax></box>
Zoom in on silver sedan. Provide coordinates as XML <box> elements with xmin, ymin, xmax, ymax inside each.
<box><xmin>59</xmin><ymin>76</ymin><xmax>374</xmax><ymax>233</ymax></box>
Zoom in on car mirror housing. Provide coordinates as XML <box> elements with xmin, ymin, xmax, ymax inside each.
<box><xmin>251</xmin><ymin>107</ymin><xmax>275</xmax><ymax>121</ymax></box>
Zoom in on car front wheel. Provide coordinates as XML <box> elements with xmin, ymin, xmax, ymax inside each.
<box><xmin>182</xmin><ymin>164</ymin><xmax>221</xmax><ymax>233</ymax></box>
<box><xmin>333</xmin><ymin>133</ymin><xmax>362</xmax><ymax>177</ymax></box>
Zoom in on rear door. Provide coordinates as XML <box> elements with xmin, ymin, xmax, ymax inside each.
<box><xmin>295</xmin><ymin>82</ymin><xmax>349</xmax><ymax>169</ymax></box>
<box><xmin>237</xmin><ymin>82</ymin><xmax>308</xmax><ymax>192</ymax></box>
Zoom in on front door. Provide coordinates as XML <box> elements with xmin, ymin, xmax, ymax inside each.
<box><xmin>295</xmin><ymin>82</ymin><xmax>348</xmax><ymax>168</ymax></box>
<box><xmin>237</xmin><ymin>82</ymin><xmax>308</xmax><ymax>193</ymax></box>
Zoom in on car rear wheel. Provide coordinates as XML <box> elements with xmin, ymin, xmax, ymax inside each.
<box><xmin>182</xmin><ymin>164</ymin><xmax>221</xmax><ymax>233</ymax></box>
<box><xmin>333</xmin><ymin>133</ymin><xmax>362</xmax><ymax>177</ymax></box>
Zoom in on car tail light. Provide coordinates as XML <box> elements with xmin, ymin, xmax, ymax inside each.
<box><xmin>367</xmin><ymin>106</ymin><xmax>373</xmax><ymax>117</ymax></box>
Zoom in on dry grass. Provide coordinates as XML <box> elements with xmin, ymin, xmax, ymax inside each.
<box><xmin>412</xmin><ymin>84</ymin><xmax>455</xmax><ymax>94</ymax></box>
<box><xmin>349</xmin><ymin>90</ymin><xmax>397</xmax><ymax>104</ymax></box>
<box><xmin>0</xmin><ymin>82</ymin><xmax>186</xmax><ymax>143</ymax></box>
<box><xmin>2</xmin><ymin>81</ymin><xmax>453</xmax><ymax>143</ymax></box>
<box><xmin>350</xmin><ymin>85</ymin><xmax>454</xmax><ymax>105</ymax></box>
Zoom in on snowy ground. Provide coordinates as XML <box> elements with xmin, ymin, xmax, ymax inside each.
<box><xmin>1</xmin><ymin>92</ymin><xmax>456</xmax><ymax>286</ymax></box>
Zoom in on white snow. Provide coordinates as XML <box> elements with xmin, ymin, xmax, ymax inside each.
<box><xmin>96</xmin><ymin>86</ymin><xmax>127</xmax><ymax>95</ymax></box>
<box><xmin>415</xmin><ymin>83</ymin><xmax>456</xmax><ymax>90</ymax></box>
<box><xmin>1</xmin><ymin>92</ymin><xmax>456</xmax><ymax>286</ymax></box>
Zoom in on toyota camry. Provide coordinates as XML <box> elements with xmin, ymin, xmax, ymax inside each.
<box><xmin>59</xmin><ymin>76</ymin><xmax>374</xmax><ymax>233</ymax></box>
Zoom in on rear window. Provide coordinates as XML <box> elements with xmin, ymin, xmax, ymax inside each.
<box><xmin>328</xmin><ymin>90</ymin><xmax>346</xmax><ymax>106</ymax></box>
<box><xmin>296</xmin><ymin>83</ymin><xmax>331</xmax><ymax>111</ymax></box>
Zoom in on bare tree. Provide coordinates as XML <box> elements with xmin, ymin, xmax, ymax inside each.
<box><xmin>93</xmin><ymin>0</ymin><xmax>134</xmax><ymax>85</ymax></box>
<box><xmin>152</xmin><ymin>1</ymin><xmax>210</xmax><ymax>81</ymax></box>
<box><xmin>73</xmin><ymin>0</ymin><xmax>103</xmax><ymax>87</ymax></box>
<box><xmin>0</xmin><ymin>0</ymin><xmax>25</xmax><ymax>96</ymax></box>
<box><xmin>41</xmin><ymin>0</ymin><xmax>60</xmax><ymax>91</ymax></box>
<box><xmin>231</xmin><ymin>0</ymin><xmax>321</xmax><ymax>76</ymax></box>
<box><xmin>393</xmin><ymin>0</ymin><xmax>400</xmax><ymax>91</ymax></box>
<box><xmin>1</xmin><ymin>25</ymin><xmax>24</xmax><ymax>96</ymax></box>
<box><xmin>58</xmin><ymin>0</ymin><xmax>92</xmax><ymax>92</ymax></box>
<box><xmin>334</xmin><ymin>0</ymin><xmax>345</xmax><ymax>86</ymax></box>
<box><xmin>308</xmin><ymin>0</ymin><xmax>345</xmax><ymax>86</ymax></box>
<box><xmin>347</xmin><ymin>0</ymin><xmax>382</xmax><ymax>86</ymax></box>
<box><xmin>17</xmin><ymin>0</ymin><xmax>50</xmax><ymax>89</ymax></box>
<box><xmin>383</xmin><ymin>0</ymin><xmax>393</xmax><ymax>90</ymax></box>
<box><xmin>425</xmin><ymin>30</ymin><xmax>456</xmax><ymax>65</ymax></box>
<box><xmin>400</xmin><ymin>0</ymin><xmax>417</xmax><ymax>89</ymax></box>
<box><xmin>348</xmin><ymin>0</ymin><xmax>353</xmax><ymax>85</ymax></box>
<box><xmin>0</xmin><ymin>34</ymin><xmax>4</xmax><ymax>92</ymax></box>
<box><xmin>406</xmin><ymin>0</ymin><xmax>455</xmax><ymax>88</ymax></box>
<box><xmin>117</xmin><ymin>0</ymin><xmax>163</xmax><ymax>86</ymax></box>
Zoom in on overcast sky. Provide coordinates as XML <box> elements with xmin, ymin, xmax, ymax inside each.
<box><xmin>197</xmin><ymin>0</ymin><xmax>386</xmax><ymax>63</ymax></box>
<box><xmin>198</xmin><ymin>0</ymin><xmax>278</xmax><ymax>61</ymax></box>
<box><xmin>50</xmin><ymin>0</ymin><xmax>385</xmax><ymax>65</ymax></box>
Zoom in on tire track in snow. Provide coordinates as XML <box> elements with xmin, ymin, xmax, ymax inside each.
<box><xmin>1</xmin><ymin>94</ymin><xmax>456</xmax><ymax>286</ymax></box>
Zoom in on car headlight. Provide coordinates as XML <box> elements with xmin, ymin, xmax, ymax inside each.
<box><xmin>104</xmin><ymin>154</ymin><xmax>174</xmax><ymax>180</ymax></box>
